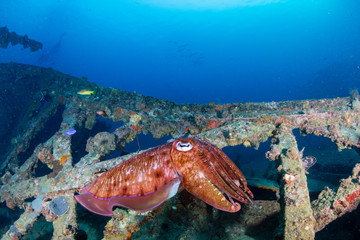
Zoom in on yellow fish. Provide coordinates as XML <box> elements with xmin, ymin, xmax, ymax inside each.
<box><xmin>77</xmin><ymin>89</ymin><xmax>95</xmax><ymax>95</ymax></box>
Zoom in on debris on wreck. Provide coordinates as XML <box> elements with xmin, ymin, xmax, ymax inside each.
<box><xmin>0</xmin><ymin>62</ymin><xmax>360</xmax><ymax>239</ymax></box>
<box><xmin>86</xmin><ymin>132</ymin><xmax>117</xmax><ymax>156</ymax></box>
<box><xmin>0</xmin><ymin>27</ymin><xmax>43</xmax><ymax>52</ymax></box>
<box><xmin>49</xmin><ymin>196</ymin><xmax>69</xmax><ymax>217</ymax></box>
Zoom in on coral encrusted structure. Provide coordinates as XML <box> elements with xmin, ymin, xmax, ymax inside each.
<box><xmin>0</xmin><ymin>63</ymin><xmax>360</xmax><ymax>240</ymax></box>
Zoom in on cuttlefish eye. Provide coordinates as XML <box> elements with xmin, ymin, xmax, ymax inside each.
<box><xmin>176</xmin><ymin>141</ymin><xmax>193</xmax><ymax>152</ymax></box>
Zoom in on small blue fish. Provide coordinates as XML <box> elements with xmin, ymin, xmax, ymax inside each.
<box><xmin>66</xmin><ymin>129</ymin><xmax>76</xmax><ymax>136</ymax></box>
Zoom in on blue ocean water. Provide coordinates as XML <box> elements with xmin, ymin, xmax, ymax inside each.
<box><xmin>1</xmin><ymin>0</ymin><xmax>359</xmax><ymax>103</ymax></box>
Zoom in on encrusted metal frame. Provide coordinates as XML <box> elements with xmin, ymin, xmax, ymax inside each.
<box><xmin>0</xmin><ymin>64</ymin><xmax>359</xmax><ymax>239</ymax></box>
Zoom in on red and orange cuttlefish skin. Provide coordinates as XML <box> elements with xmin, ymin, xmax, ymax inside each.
<box><xmin>75</xmin><ymin>138</ymin><xmax>253</xmax><ymax>216</ymax></box>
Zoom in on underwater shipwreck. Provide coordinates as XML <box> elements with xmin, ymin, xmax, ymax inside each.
<box><xmin>0</xmin><ymin>62</ymin><xmax>360</xmax><ymax>240</ymax></box>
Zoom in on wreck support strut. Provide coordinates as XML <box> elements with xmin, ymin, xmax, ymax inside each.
<box><xmin>270</xmin><ymin>124</ymin><xmax>315</xmax><ymax>240</ymax></box>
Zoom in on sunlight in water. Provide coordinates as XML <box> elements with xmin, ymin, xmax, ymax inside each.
<box><xmin>136</xmin><ymin>0</ymin><xmax>282</xmax><ymax>10</ymax></box>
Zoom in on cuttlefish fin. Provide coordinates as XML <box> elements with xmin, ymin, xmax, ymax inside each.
<box><xmin>75</xmin><ymin>177</ymin><xmax>181</xmax><ymax>216</ymax></box>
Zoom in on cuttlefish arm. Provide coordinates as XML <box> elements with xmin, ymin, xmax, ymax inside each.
<box><xmin>170</xmin><ymin>138</ymin><xmax>253</xmax><ymax>212</ymax></box>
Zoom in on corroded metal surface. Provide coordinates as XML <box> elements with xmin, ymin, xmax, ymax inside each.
<box><xmin>0</xmin><ymin>63</ymin><xmax>359</xmax><ymax>239</ymax></box>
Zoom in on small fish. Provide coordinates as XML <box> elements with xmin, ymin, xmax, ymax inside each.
<box><xmin>302</xmin><ymin>156</ymin><xmax>317</xmax><ymax>171</ymax></box>
<box><xmin>257</xmin><ymin>185</ymin><xmax>279</xmax><ymax>192</ymax></box>
<box><xmin>96</xmin><ymin>110</ymin><xmax>109</xmax><ymax>118</ymax></box>
<box><xmin>299</xmin><ymin>147</ymin><xmax>317</xmax><ymax>172</ymax></box>
<box><xmin>77</xmin><ymin>89</ymin><xmax>95</xmax><ymax>95</ymax></box>
<box><xmin>65</xmin><ymin>129</ymin><xmax>76</xmax><ymax>136</ymax></box>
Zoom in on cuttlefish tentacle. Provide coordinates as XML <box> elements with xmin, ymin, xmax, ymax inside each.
<box><xmin>204</xmin><ymin>141</ymin><xmax>252</xmax><ymax>190</ymax></box>
<box><xmin>194</xmin><ymin>139</ymin><xmax>253</xmax><ymax>202</ymax></box>
<box><xmin>170</xmin><ymin>138</ymin><xmax>252</xmax><ymax>212</ymax></box>
<box><xmin>188</xmin><ymin>140</ymin><xmax>249</xmax><ymax>204</ymax></box>
<box><xmin>171</xmin><ymin>156</ymin><xmax>241</xmax><ymax>212</ymax></box>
